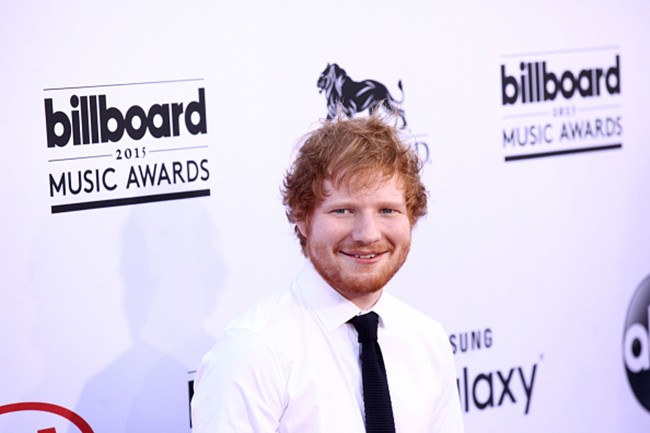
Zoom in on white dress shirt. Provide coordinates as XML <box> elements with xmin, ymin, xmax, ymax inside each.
<box><xmin>191</xmin><ymin>260</ymin><xmax>464</xmax><ymax>432</ymax></box>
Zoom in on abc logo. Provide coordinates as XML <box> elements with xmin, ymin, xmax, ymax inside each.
<box><xmin>623</xmin><ymin>275</ymin><xmax>650</xmax><ymax>411</ymax></box>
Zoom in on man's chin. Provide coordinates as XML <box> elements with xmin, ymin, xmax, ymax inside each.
<box><xmin>335</xmin><ymin>274</ymin><xmax>391</xmax><ymax>296</ymax></box>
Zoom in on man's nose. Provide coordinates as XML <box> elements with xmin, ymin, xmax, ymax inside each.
<box><xmin>351</xmin><ymin>213</ymin><xmax>381</xmax><ymax>244</ymax></box>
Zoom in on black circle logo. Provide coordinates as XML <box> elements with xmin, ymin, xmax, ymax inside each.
<box><xmin>623</xmin><ymin>275</ymin><xmax>650</xmax><ymax>411</ymax></box>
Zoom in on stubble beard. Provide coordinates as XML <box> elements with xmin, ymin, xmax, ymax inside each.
<box><xmin>307</xmin><ymin>239</ymin><xmax>411</xmax><ymax>299</ymax></box>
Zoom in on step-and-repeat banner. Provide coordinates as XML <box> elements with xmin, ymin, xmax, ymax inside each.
<box><xmin>1</xmin><ymin>1</ymin><xmax>649</xmax><ymax>432</ymax></box>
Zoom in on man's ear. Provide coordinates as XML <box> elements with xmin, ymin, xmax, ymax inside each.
<box><xmin>296</xmin><ymin>220</ymin><xmax>308</xmax><ymax>238</ymax></box>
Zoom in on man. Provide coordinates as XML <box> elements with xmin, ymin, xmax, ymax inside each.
<box><xmin>191</xmin><ymin>113</ymin><xmax>464</xmax><ymax>432</ymax></box>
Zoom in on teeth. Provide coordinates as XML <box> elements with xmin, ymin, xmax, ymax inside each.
<box><xmin>355</xmin><ymin>254</ymin><xmax>376</xmax><ymax>259</ymax></box>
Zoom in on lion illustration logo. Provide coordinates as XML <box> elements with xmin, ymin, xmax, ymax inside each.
<box><xmin>317</xmin><ymin>63</ymin><xmax>407</xmax><ymax>128</ymax></box>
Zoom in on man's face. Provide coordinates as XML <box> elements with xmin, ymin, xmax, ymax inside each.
<box><xmin>297</xmin><ymin>174</ymin><xmax>412</xmax><ymax>304</ymax></box>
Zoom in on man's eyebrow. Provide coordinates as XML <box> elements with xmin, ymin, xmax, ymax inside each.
<box><xmin>324</xmin><ymin>198</ymin><xmax>407</xmax><ymax>208</ymax></box>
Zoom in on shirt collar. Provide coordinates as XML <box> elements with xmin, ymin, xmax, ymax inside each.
<box><xmin>294</xmin><ymin>259</ymin><xmax>396</xmax><ymax>332</ymax></box>
<box><xmin>369</xmin><ymin>290</ymin><xmax>395</xmax><ymax>330</ymax></box>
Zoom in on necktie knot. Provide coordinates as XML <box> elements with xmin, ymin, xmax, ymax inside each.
<box><xmin>348</xmin><ymin>312</ymin><xmax>379</xmax><ymax>343</ymax></box>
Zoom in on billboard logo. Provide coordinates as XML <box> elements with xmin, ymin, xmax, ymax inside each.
<box><xmin>623</xmin><ymin>274</ymin><xmax>650</xmax><ymax>411</ymax></box>
<box><xmin>499</xmin><ymin>46</ymin><xmax>623</xmax><ymax>162</ymax></box>
<box><xmin>501</xmin><ymin>55</ymin><xmax>620</xmax><ymax>105</ymax></box>
<box><xmin>45</xmin><ymin>89</ymin><xmax>206</xmax><ymax>148</ymax></box>
<box><xmin>43</xmin><ymin>79</ymin><xmax>211</xmax><ymax>214</ymax></box>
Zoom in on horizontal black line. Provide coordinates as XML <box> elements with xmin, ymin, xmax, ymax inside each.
<box><xmin>505</xmin><ymin>143</ymin><xmax>622</xmax><ymax>162</ymax></box>
<box><xmin>149</xmin><ymin>145</ymin><xmax>209</xmax><ymax>153</ymax></box>
<box><xmin>44</xmin><ymin>78</ymin><xmax>204</xmax><ymax>92</ymax></box>
<box><xmin>48</xmin><ymin>154</ymin><xmax>113</xmax><ymax>163</ymax></box>
<box><xmin>501</xmin><ymin>45</ymin><xmax>620</xmax><ymax>59</ymax></box>
<box><xmin>51</xmin><ymin>189</ymin><xmax>210</xmax><ymax>214</ymax></box>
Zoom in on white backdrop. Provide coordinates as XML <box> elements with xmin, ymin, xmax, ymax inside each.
<box><xmin>1</xmin><ymin>1</ymin><xmax>649</xmax><ymax>432</ymax></box>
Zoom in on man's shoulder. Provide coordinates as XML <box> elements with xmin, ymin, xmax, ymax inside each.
<box><xmin>199</xmin><ymin>287</ymin><xmax>305</xmax><ymax>371</ymax></box>
<box><xmin>227</xmin><ymin>287</ymin><xmax>304</xmax><ymax>336</ymax></box>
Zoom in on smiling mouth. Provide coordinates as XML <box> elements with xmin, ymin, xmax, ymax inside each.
<box><xmin>341</xmin><ymin>252</ymin><xmax>384</xmax><ymax>259</ymax></box>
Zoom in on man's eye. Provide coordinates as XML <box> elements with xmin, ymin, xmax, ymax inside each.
<box><xmin>380</xmin><ymin>209</ymin><xmax>396</xmax><ymax>214</ymax></box>
<box><xmin>333</xmin><ymin>209</ymin><xmax>349</xmax><ymax>214</ymax></box>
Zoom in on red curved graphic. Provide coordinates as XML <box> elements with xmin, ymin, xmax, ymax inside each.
<box><xmin>0</xmin><ymin>402</ymin><xmax>94</xmax><ymax>433</ymax></box>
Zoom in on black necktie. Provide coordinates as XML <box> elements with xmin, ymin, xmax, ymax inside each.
<box><xmin>348</xmin><ymin>312</ymin><xmax>396</xmax><ymax>433</ymax></box>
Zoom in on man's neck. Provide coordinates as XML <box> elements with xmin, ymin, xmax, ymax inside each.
<box><xmin>337</xmin><ymin>288</ymin><xmax>383</xmax><ymax>311</ymax></box>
